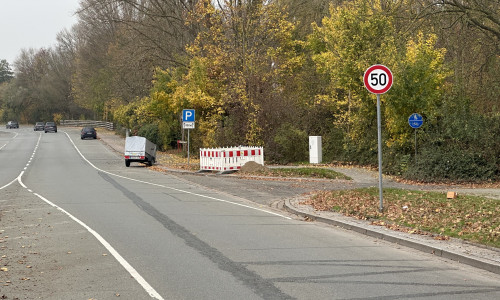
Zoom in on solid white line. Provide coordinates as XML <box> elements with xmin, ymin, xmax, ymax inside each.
<box><xmin>31</xmin><ymin>192</ymin><xmax>164</xmax><ymax>300</ymax></box>
<box><xmin>17</xmin><ymin>171</ymin><xmax>27</xmax><ymax>188</ymax></box>
<box><xmin>0</xmin><ymin>177</ymin><xmax>18</xmax><ymax>190</ymax></box>
<box><xmin>15</xmin><ymin>131</ymin><xmax>165</xmax><ymax>300</ymax></box>
<box><xmin>64</xmin><ymin>131</ymin><xmax>291</xmax><ymax>219</ymax></box>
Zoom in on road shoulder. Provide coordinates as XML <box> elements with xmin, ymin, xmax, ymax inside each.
<box><xmin>0</xmin><ymin>184</ymin><xmax>152</xmax><ymax>299</ymax></box>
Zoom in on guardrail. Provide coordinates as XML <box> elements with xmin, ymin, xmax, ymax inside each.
<box><xmin>60</xmin><ymin>120</ymin><xmax>114</xmax><ymax>130</ymax></box>
<box><xmin>200</xmin><ymin>146</ymin><xmax>264</xmax><ymax>172</ymax></box>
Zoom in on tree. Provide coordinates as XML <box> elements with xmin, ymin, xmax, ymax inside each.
<box><xmin>2</xmin><ymin>39</ymin><xmax>77</xmax><ymax>123</ymax></box>
<box><xmin>385</xmin><ymin>32</ymin><xmax>450</xmax><ymax>149</ymax></box>
<box><xmin>0</xmin><ymin>60</ymin><xmax>14</xmax><ymax>84</ymax></box>
<box><xmin>114</xmin><ymin>68</ymin><xmax>181</xmax><ymax>149</ymax></box>
<box><xmin>441</xmin><ymin>0</ymin><xmax>500</xmax><ymax>49</ymax></box>
<box><xmin>278</xmin><ymin>0</ymin><xmax>331</xmax><ymax>36</ymax></box>
<box><xmin>401</xmin><ymin>0</ymin><xmax>500</xmax><ymax>115</ymax></box>
<box><xmin>72</xmin><ymin>0</ymin><xmax>200</xmax><ymax>119</ymax></box>
<box><xmin>308</xmin><ymin>0</ymin><xmax>398</xmax><ymax>161</ymax></box>
<box><xmin>167</xmin><ymin>0</ymin><xmax>304</xmax><ymax>151</ymax></box>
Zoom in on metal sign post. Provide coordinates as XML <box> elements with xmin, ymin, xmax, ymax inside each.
<box><xmin>182</xmin><ymin>109</ymin><xmax>195</xmax><ymax>166</ymax></box>
<box><xmin>376</xmin><ymin>94</ymin><xmax>383</xmax><ymax>212</ymax></box>
<box><xmin>364</xmin><ymin>65</ymin><xmax>393</xmax><ymax>212</ymax></box>
<box><xmin>408</xmin><ymin>113</ymin><xmax>423</xmax><ymax>164</ymax></box>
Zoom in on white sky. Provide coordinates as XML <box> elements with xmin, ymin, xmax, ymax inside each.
<box><xmin>0</xmin><ymin>0</ymin><xmax>81</xmax><ymax>66</ymax></box>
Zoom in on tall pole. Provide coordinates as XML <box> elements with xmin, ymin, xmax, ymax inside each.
<box><xmin>187</xmin><ymin>129</ymin><xmax>190</xmax><ymax>166</ymax></box>
<box><xmin>415</xmin><ymin>129</ymin><xmax>417</xmax><ymax>165</ymax></box>
<box><xmin>364</xmin><ymin>64</ymin><xmax>392</xmax><ymax>213</ymax></box>
<box><xmin>377</xmin><ymin>94</ymin><xmax>383</xmax><ymax>212</ymax></box>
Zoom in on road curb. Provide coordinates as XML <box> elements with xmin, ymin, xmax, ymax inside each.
<box><xmin>98</xmin><ymin>132</ymin><xmax>500</xmax><ymax>275</ymax></box>
<box><xmin>283</xmin><ymin>199</ymin><xmax>500</xmax><ymax>276</ymax></box>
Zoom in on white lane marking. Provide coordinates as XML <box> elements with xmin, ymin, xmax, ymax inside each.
<box><xmin>0</xmin><ymin>132</ymin><xmax>41</xmax><ymax>190</ymax></box>
<box><xmin>17</xmin><ymin>171</ymin><xmax>27</xmax><ymax>188</ymax></box>
<box><xmin>30</xmin><ymin>191</ymin><xmax>165</xmax><ymax>300</ymax></box>
<box><xmin>0</xmin><ymin>177</ymin><xmax>18</xmax><ymax>190</ymax></box>
<box><xmin>13</xmin><ymin>132</ymin><xmax>164</xmax><ymax>300</ymax></box>
<box><xmin>64</xmin><ymin>131</ymin><xmax>290</xmax><ymax>219</ymax></box>
<box><xmin>0</xmin><ymin>132</ymin><xmax>18</xmax><ymax>150</ymax></box>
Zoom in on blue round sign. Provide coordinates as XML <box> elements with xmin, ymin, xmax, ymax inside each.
<box><xmin>408</xmin><ymin>113</ymin><xmax>423</xmax><ymax>129</ymax></box>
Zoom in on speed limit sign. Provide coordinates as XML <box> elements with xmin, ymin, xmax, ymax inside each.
<box><xmin>364</xmin><ymin>65</ymin><xmax>393</xmax><ymax>94</ymax></box>
<box><xmin>363</xmin><ymin>64</ymin><xmax>394</xmax><ymax>212</ymax></box>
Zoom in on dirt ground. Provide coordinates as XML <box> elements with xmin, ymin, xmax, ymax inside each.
<box><xmin>0</xmin><ymin>186</ymin><xmax>143</xmax><ymax>299</ymax></box>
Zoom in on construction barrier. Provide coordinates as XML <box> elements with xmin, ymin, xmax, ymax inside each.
<box><xmin>200</xmin><ymin>146</ymin><xmax>264</xmax><ymax>172</ymax></box>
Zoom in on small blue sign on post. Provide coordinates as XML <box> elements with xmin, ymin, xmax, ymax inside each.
<box><xmin>183</xmin><ymin>109</ymin><xmax>195</xmax><ymax>122</ymax></box>
<box><xmin>408</xmin><ymin>113</ymin><xmax>423</xmax><ymax>129</ymax></box>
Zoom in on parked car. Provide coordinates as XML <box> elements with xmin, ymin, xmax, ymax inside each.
<box><xmin>81</xmin><ymin>127</ymin><xmax>97</xmax><ymax>139</ymax></box>
<box><xmin>6</xmin><ymin>121</ymin><xmax>19</xmax><ymax>129</ymax></box>
<box><xmin>34</xmin><ymin>122</ymin><xmax>45</xmax><ymax>131</ymax></box>
<box><xmin>44</xmin><ymin>122</ymin><xmax>57</xmax><ymax>133</ymax></box>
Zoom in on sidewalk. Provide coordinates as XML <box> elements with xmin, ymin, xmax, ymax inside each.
<box><xmin>96</xmin><ymin>129</ymin><xmax>500</xmax><ymax>275</ymax></box>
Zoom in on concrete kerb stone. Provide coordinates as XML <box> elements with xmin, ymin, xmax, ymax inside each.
<box><xmin>283</xmin><ymin>198</ymin><xmax>500</xmax><ymax>276</ymax></box>
<box><xmin>97</xmin><ymin>130</ymin><xmax>500</xmax><ymax>275</ymax></box>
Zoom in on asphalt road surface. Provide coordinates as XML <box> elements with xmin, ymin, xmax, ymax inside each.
<box><xmin>1</xmin><ymin>127</ymin><xmax>499</xmax><ymax>299</ymax></box>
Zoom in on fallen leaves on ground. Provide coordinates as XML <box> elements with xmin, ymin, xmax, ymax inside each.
<box><xmin>301</xmin><ymin>188</ymin><xmax>500</xmax><ymax>247</ymax></box>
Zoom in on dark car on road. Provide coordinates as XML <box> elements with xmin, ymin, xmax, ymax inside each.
<box><xmin>44</xmin><ymin>122</ymin><xmax>57</xmax><ymax>133</ymax></box>
<box><xmin>6</xmin><ymin>121</ymin><xmax>19</xmax><ymax>129</ymax></box>
<box><xmin>81</xmin><ymin>127</ymin><xmax>97</xmax><ymax>139</ymax></box>
<box><xmin>34</xmin><ymin>122</ymin><xmax>45</xmax><ymax>131</ymax></box>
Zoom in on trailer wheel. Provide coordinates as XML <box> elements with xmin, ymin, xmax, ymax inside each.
<box><xmin>125</xmin><ymin>160</ymin><xmax>130</xmax><ymax>167</ymax></box>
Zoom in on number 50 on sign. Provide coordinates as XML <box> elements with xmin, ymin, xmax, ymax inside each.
<box><xmin>364</xmin><ymin>65</ymin><xmax>393</xmax><ymax>94</ymax></box>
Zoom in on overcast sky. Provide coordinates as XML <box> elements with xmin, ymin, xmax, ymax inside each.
<box><xmin>0</xmin><ymin>0</ymin><xmax>81</xmax><ymax>66</ymax></box>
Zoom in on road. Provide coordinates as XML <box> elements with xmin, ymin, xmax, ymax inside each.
<box><xmin>1</xmin><ymin>127</ymin><xmax>499</xmax><ymax>299</ymax></box>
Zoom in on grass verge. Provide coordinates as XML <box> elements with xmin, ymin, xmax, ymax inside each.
<box><xmin>302</xmin><ymin>188</ymin><xmax>500</xmax><ymax>248</ymax></box>
<box><xmin>250</xmin><ymin>168</ymin><xmax>352</xmax><ymax>180</ymax></box>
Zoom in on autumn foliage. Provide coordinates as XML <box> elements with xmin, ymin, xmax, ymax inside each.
<box><xmin>1</xmin><ymin>0</ymin><xmax>498</xmax><ymax>181</ymax></box>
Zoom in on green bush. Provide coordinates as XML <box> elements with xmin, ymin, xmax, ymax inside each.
<box><xmin>404</xmin><ymin>147</ymin><xmax>498</xmax><ymax>182</ymax></box>
<box><xmin>321</xmin><ymin>128</ymin><xmax>345</xmax><ymax>162</ymax></box>
<box><xmin>269</xmin><ymin>123</ymin><xmax>308</xmax><ymax>164</ymax></box>
<box><xmin>384</xmin><ymin>152</ymin><xmax>411</xmax><ymax>176</ymax></box>
<box><xmin>137</xmin><ymin>124</ymin><xmax>160</xmax><ymax>147</ymax></box>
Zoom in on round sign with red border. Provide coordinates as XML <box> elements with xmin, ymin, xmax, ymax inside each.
<box><xmin>364</xmin><ymin>65</ymin><xmax>393</xmax><ymax>94</ymax></box>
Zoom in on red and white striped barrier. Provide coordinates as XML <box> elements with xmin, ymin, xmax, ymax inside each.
<box><xmin>200</xmin><ymin>146</ymin><xmax>264</xmax><ymax>172</ymax></box>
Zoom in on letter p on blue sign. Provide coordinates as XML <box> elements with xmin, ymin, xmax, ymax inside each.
<box><xmin>183</xmin><ymin>109</ymin><xmax>195</xmax><ymax>122</ymax></box>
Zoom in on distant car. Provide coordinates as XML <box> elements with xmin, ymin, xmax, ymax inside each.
<box><xmin>34</xmin><ymin>122</ymin><xmax>45</xmax><ymax>131</ymax></box>
<box><xmin>6</xmin><ymin>121</ymin><xmax>19</xmax><ymax>129</ymax></box>
<box><xmin>44</xmin><ymin>122</ymin><xmax>57</xmax><ymax>133</ymax></box>
<box><xmin>81</xmin><ymin>127</ymin><xmax>97</xmax><ymax>139</ymax></box>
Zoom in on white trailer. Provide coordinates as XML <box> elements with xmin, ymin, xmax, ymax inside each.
<box><xmin>124</xmin><ymin>136</ymin><xmax>157</xmax><ymax>167</ymax></box>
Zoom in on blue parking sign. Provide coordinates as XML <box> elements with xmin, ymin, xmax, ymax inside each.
<box><xmin>408</xmin><ymin>113</ymin><xmax>423</xmax><ymax>129</ymax></box>
<box><xmin>183</xmin><ymin>109</ymin><xmax>195</xmax><ymax>122</ymax></box>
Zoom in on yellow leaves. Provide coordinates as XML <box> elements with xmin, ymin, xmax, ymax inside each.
<box><xmin>406</xmin><ymin>32</ymin><xmax>447</xmax><ymax>70</ymax></box>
